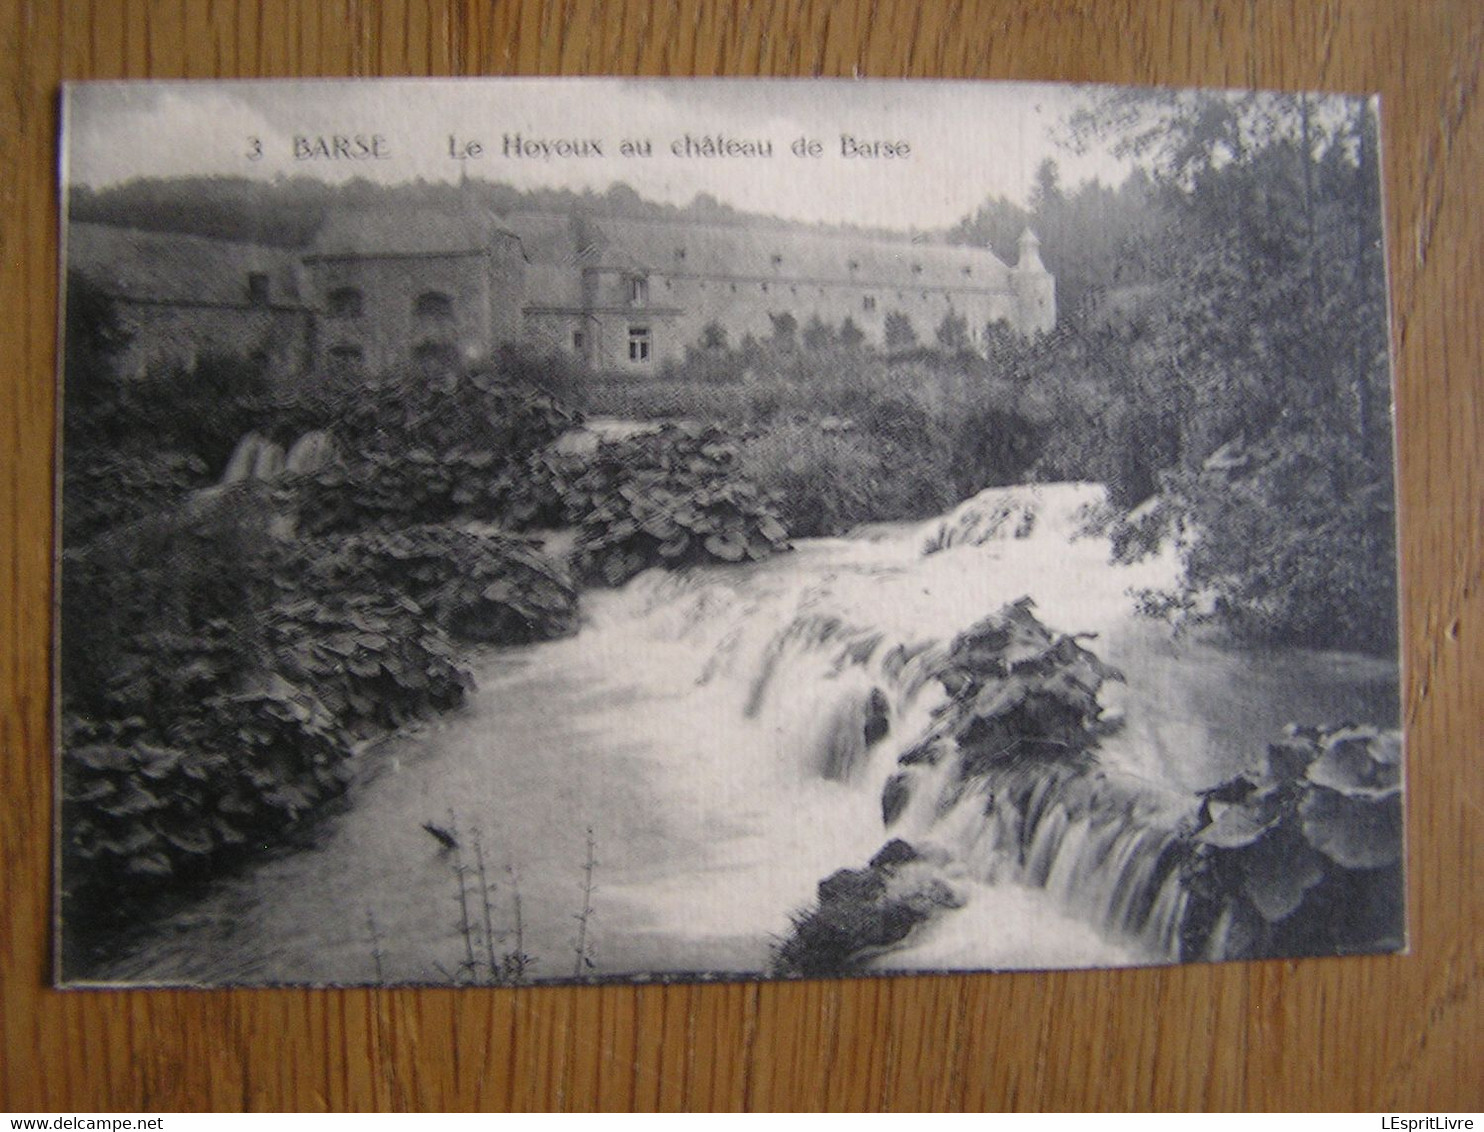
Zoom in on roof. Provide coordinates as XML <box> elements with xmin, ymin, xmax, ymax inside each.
<box><xmin>578</xmin><ymin>216</ymin><xmax>1019</xmax><ymax>291</ymax></box>
<box><xmin>309</xmin><ymin>208</ymin><xmax>519</xmax><ymax>258</ymax></box>
<box><xmin>66</xmin><ymin>223</ymin><xmax>302</xmax><ymax>307</ymax></box>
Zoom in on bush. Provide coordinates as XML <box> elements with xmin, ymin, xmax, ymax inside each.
<box><xmin>1116</xmin><ymin>429</ymin><xmax>1399</xmax><ymax>652</ymax></box>
<box><xmin>1179</xmin><ymin>724</ymin><xmax>1404</xmax><ymax>960</ymax></box>
<box><xmin>563</xmin><ymin>425</ymin><xmax>791</xmax><ymax>585</ymax></box>
<box><xmin>294</xmin><ymin>524</ymin><xmax>580</xmax><ymax>646</ymax></box>
<box><xmin>295</xmin><ymin>371</ymin><xmax>580</xmax><ymax>535</ymax></box>
<box><xmin>61</xmin><ymin>446</ymin><xmax>213</xmax><ymax>546</ymax></box>
<box><xmin>60</xmin><ymin>676</ymin><xmax>356</xmax><ymax>959</ymax></box>
<box><xmin>59</xmin><ymin>484</ymin><xmax>284</xmax><ymax>725</ymax></box>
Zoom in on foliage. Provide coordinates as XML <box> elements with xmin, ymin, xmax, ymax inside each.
<box><xmin>60</xmin><ymin>677</ymin><xmax>356</xmax><ymax>955</ymax></box>
<box><xmin>882</xmin><ymin>310</ymin><xmax>918</xmax><ymax>350</ymax></box>
<box><xmin>295</xmin><ymin>524</ymin><xmax>580</xmax><ymax>646</ymax></box>
<box><xmin>934</xmin><ymin>309</ymin><xmax>971</xmax><ymax>352</ymax></box>
<box><xmin>919</xmin><ymin>598</ymin><xmax>1123</xmax><ymax>775</ymax></box>
<box><xmin>1180</xmin><ymin>724</ymin><xmax>1403</xmax><ymax>961</ymax></box>
<box><xmin>1116</xmin><ymin>429</ymin><xmax>1398</xmax><ymax>651</ymax></box>
<box><xmin>295</xmin><ymin>371</ymin><xmax>580</xmax><ymax>535</ymax></box>
<box><xmin>582</xmin><ymin>337</ymin><xmax>1043</xmax><ymax>536</ymax></box>
<box><xmin>1002</xmin><ymin>93</ymin><xmax>1397</xmax><ymax>651</ymax></box>
<box><xmin>740</xmin><ymin>418</ymin><xmax>954</xmax><ymax>537</ymax></box>
<box><xmin>57</xmin><ymin>490</ymin><xmax>518</xmax><ymax>961</ymax></box>
<box><xmin>63</xmin><ymin>446</ymin><xmax>212</xmax><ymax>544</ymax></box>
<box><xmin>61</xmin><ymin>313</ymin><xmax>279</xmax><ymax>539</ymax></box>
<box><xmin>879</xmin><ymin>599</ymin><xmax>1123</xmax><ymax>834</ymax></box>
<box><xmin>262</xmin><ymin>587</ymin><xmax>472</xmax><ymax>737</ymax></box>
<box><xmin>60</xmin><ymin>485</ymin><xmax>284</xmax><ymax>726</ymax></box>
<box><xmin>558</xmin><ymin>425</ymin><xmax>790</xmax><ymax>585</ymax></box>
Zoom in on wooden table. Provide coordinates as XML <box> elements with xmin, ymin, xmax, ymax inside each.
<box><xmin>2</xmin><ymin>0</ymin><xmax>1480</xmax><ymax>1112</ymax></box>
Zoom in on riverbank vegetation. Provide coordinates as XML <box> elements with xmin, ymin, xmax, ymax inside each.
<box><xmin>57</xmin><ymin>328</ymin><xmax>789</xmax><ymax>969</ymax></box>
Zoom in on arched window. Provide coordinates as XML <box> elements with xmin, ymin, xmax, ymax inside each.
<box><xmin>327</xmin><ymin>287</ymin><xmax>363</xmax><ymax>318</ymax></box>
<box><xmin>414</xmin><ymin>291</ymin><xmax>455</xmax><ymax>321</ymax></box>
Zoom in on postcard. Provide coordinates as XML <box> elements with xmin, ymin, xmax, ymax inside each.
<box><xmin>55</xmin><ymin>78</ymin><xmax>1403</xmax><ymax>986</ymax></box>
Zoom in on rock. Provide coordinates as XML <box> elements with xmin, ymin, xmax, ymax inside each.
<box><xmin>773</xmin><ymin>838</ymin><xmax>967</xmax><ymax>977</ymax></box>
<box><xmin>870</xmin><ymin>838</ymin><xmax>919</xmax><ymax>869</ymax></box>
<box><xmin>881</xmin><ymin>773</ymin><xmax>912</xmax><ymax>826</ymax></box>
<box><xmin>863</xmin><ymin>687</ymin><xmax>891</xmax><ymax>746</ymax></box>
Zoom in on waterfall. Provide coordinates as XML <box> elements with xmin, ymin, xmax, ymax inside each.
<box><xmin>92</xmin><ymin>479</ymin><xmax>1395</xmax><ymax>985</ymax></box>
<box><xmin>574</xmin><ymin>488</ymin><xmax>1199</xmax><ymax>970</ymax></box>
<box><xmin>220</xmin><ymin>428</ymin><xmax>336</xmax><ymax>485</ymax></box>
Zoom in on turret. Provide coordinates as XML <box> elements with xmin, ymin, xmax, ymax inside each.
<box><xmin>1011</xmin><ymin>227</ymin><xmax>1055</xmax><ymax>335</ymax></box>
<box><xmin>1016</xmin><ymin>227</ymin><xmax>1046</xmax><ymax>273</ymax></box>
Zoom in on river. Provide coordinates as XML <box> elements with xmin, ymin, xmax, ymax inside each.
<box><xmin>92</xmin><ymin>483</ymin><xmax>1399</xmax><ymax>986</ymax></box>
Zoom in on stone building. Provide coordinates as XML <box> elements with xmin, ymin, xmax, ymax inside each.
<box><xmin>67</xmin><ymin>207</ymin><xmax>1053</xmax><ymax>386</ymax></box>
<box><xmin>65</xmin><ymin>223</ymin><xmax>311</xmax><ymax>381</ymax></box>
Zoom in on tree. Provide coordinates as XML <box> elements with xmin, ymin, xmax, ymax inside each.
<box><xmin>838</xmin><ymin>317</ymin><xmax>865</xmax><ymax>350</ymax></box>
<box><xmin>698</xmin><ymin>320</ymin><xmax>729</xmax><ymax>351</ymax></box>
<box><xmin>769</xmin><ymin>311</ymin><xmax>798</xmax><ymax>349</ymax></box>
<box><xmin>883</xmin><ymin>310</ymin><xmax>917</xmax><ymax>350</ymax></box>
<box><xmin>801</xmin><ymin>314</ymin><xmax>834</xmax><ymax>351</ymax></box>
<box><xmin>935</xmin><ymin>310</ymin><xmax>970</xmax><ymax>353</ymax></box>
<box><xmin>63</xmin><ymin>270</ymin><xmax>131</xmax><ymax>419</ymax></box>
<box><xmin>1074</xmin><ymin>89</ymin><xmax>1397</xmax><ymax>651</ymax></box>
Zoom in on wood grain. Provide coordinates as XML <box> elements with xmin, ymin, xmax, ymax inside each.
<box><xmin>3</xmin><ymin>0</ymin><xmax>1480</xmax><ymax>1112</ymax></box>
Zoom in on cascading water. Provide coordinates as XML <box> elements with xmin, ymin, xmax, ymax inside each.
<box><xmin>92</xmin><ymin>481</ymin><xmax>1398</xmax><ymax>985</ymax></box>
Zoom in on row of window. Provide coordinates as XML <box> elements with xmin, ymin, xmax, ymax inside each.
<box><xmin>665</xmin><ymin>250</ymin><xmax>968</xmax><ymax>278</ymax></box>
<box><xmin>632</xmin><ymin>276</ymin><xmax>968</xmax><ymax>309</ymax></box>
<box><xmin>325</xmin><ymin>287</ymin><xmax>456</xmax><ymax>320</ymax></box>
<box><xmin>567</xmin><ymin>326</ymin><xmax>651</xmax><ymax>362</ymax></box>
<box><xmin>325</xmin><ymin>340</ymin><xmax>460</xmax><ymax>370</ymax></box>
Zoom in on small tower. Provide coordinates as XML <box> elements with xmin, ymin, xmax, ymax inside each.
<box><xmin>1011</xmin><ymin>227</ymin><xmax>1055</xmax><ymax>335</ymax></box>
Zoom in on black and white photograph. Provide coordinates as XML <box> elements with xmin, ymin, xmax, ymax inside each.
<box><xmin>55</xmin><ymin>77</ymin><xmax>1404</xmax><ymax>988</ymax></box>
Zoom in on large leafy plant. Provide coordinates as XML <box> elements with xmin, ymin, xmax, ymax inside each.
<box><xmin>562</xmin><ymin>425</ymin><xmax>791</xmax><ymax>585</ymax></box>
<box><xmin>296</xmin><ymin>372</ymin><xmax>580</xmax><ymax>535</ymax></box>
<box><xmin>1181</xmin><ymin>723</ymin><xmax>1403</xmax><ymax>960</ymax></box>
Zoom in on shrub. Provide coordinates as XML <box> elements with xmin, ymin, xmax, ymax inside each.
<box><xmin>59</xmin><ymin>484</ymin><xmax>284</xmax><ymax>725</ymax></box>
<box><xmin>61</xmin><ymin>446</ymin><xmax>213</xmax><ymax>545</ymax></box>
<box><xmin>1179</xmin><ymin>724</ymin><xmax>1404</xmax><ymax>961</ymax></box>
<box><xmin>1115</xmin><ymin>429</ymin><xmax>1399</xmax><ymax>652</ymax></box>
<box><xmin>564</xmin><ymin>425</ymin><xmax>790</xmax><ymax>585</ymax></box>
<box><xmin>295</xmin><ymin>371</ymin><xmax>580</xmax><ymax>535</ymax></box>
<box><xmin>60</xmin><ymin>676</ymin><xmax>356</xmax><ymax>962</ymax></box>
<box><xmin>294</xmin><ymin>524</ymin><xmax>580</xmax><ymax>646</ymax></box>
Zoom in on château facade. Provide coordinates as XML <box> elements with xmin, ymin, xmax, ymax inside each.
<box><xmin>68</xmin><ymin>208</ymin><xmax>1054</xmax><ymax>385</ymax></box>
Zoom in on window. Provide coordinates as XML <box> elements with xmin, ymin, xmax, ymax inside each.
<box><xmin>247</xmin><ymin>272</ymin><xmax>270</xmax><ymax>305</ymax></box>
<box><xmin>761</xmin><ymin>283</ymin><xmax>768</xmax><ymax>293</ymax></box>
<box><xmin>414</xmin><ymin>291</ymin><xmax>454</xmax><ymax>321</ymax></box>
<box><xmin>327</xmin><ymin>343</ymin><xmax>363</xmax><ymax>374</ymax></box>
<box><xmin>573</xmin><ymin>330</ymin><xmax>585</xmax><ymax>352</ymax></box>
<box><xmin>327</xmin><ymin>287</ymin><xmax>363</xmax><ymax>318</ymax></box>
<box><xmin>770</xmin><ymin>253</ymin><xmax>783</xmax><ymax>269</ymax></box>
<box><xmin>628</xmin><ymin>276</ymin><xmax>649</xmax><ymax>305</ymax></box>
<box><xmin>863</xmin><ymin>295</ymin><xmax>877</xmax><ymax>312</ymax></box>
<box><xmin>413</xmin><ymin>340</ymin><xmax>458</xmax><ymax>373</ymax></box>
<box><xmin>628</xmin><ymin>326</ymin><xmax>651</xmax><ymax>363</ymax></box>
